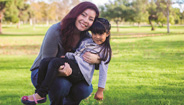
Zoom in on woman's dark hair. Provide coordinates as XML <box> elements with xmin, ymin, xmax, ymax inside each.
<box><xmin>90</xmin><ymin>18</ymin><xmax>112</xmax><ymax>64</ymax></box>
<box><xmin>60</xmin><ymin>2</ymin><xmax>99</xmax><ymax>52</ymax></box>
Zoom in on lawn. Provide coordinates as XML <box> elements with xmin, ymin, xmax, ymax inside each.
<box><xmin>0</xmin><ymin>24</ymin><xmax>184</xmax><ymax>105</ymax></box>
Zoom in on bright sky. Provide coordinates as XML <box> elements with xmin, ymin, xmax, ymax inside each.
<box><xmin>34</xmin><ymin>0</ymin><xmax>114</xmax><ymax>6</ymax></box>
<box><xmin>34</xmin><ymin>0</ymin><xmax>183</xmax><ymax>12</ymax></box>
<box><xmin>87</xmin><ymin>0</ymin><xmax>114</xmax><ymax>6</ymax></box>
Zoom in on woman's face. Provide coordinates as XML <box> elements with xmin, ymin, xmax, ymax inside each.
<box><xmin>75</xmin><ymin>9</ymin><xmax>96</xmax><ymax>31</ymax></box>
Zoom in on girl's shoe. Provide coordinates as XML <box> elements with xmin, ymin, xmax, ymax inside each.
<box><xmin>21</xmin><ymin>94</ymin><xmax>46</xmax><ymax>105</ymax></box>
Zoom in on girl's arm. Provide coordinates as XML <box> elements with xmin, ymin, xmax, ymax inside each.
<box><xmin>94</xmin><ymin>61</ymin><xmax>108</xmax><ymax>100</ymax></box>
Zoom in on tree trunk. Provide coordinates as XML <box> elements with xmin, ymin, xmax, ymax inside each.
<box><xmin>116</xmin><ymin>21</ymin><xmax>119</xmax><ymax>32</ymax></box>
<box><xmin>0</xmin><ymin>11</ymin><xmax>2</xmax><ymax>34</ymax></box>
<box><xmin>138</xmin><ymin>22</ymin><xmax>141</xmax><ymax>28</ymax></box>
<box><xmin>17</xmin><ymin>21</ymin><xmax>20</xmax><ymax>29</ymax></box>
<box><xmin>149</xmin><ymin>19</ymin><xmax>154</xmax><ymax>31</ymax></box>
<box><xmin>29</xmin><ymin>18</ymin><xmax>32</xmax><ymax>26</ymax></box>
<box><xmin>46</xmin><ymin>20</ymin><xmax>49</xmax><ymax>26</ymax></box>
<box><xmin>167</xmin><ymin>1</ymin><xmax>170</xmax><ymax>33</ymax></box>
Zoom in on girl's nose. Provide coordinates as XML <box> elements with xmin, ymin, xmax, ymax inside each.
<box><xmin>96</xmin><ymin>35</ymin><xmax>100</xmax><ymax>38</ymax></box>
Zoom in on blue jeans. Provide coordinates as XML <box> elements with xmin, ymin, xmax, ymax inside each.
<box><xmin>31</xmin><ymin>68</ymin><xmax>93</xmax><ymax>105</ymax></box>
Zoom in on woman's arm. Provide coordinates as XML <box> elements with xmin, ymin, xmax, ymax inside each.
<box><xmin>41</xmin><ymin>24</ymin><xmax>61</xmax><ymax>58</ymax></box>
<box><xmin>82</xmin><ymin>52</ymin><xmax>100</xmax><ymax>64</ymax></box>
<box><xmin>41</xmin><ymin>24</ymin><xmax>73</xmax><ymax>76</ymax></box>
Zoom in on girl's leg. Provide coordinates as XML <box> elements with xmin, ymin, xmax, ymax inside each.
<box><xmin>21</xmin><ymin>68</ymin><xmax>46</xmax><ymax>104</ymax></box>
<box><xmin>65</xmin><ymin>58</ymin><xmax>84</xmax><ymax>83</ymax></box>
<box><xmin>37</xmin><ymin>57</ymin><xmax>54</xmax><ymax>89</ymax></box>
<box><xmin>37</xmin><ymin>58</ymin><xmax>66</xmax><ymax>97</ymax></box>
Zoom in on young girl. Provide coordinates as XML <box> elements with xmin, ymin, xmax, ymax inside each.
<box><xmin>21</xmin><ymin>18</ymin><xmax>111</xmax><ymax>104</ymax></box>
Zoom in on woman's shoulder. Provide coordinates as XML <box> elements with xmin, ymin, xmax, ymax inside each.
<box><xmin>45</xmin><ymin>22</ymin><xmax>61</xmax><ymax>37</ymax></box>
<box><xmin>48</xmin><ymin>22</ymin><xmax>61</xmax><ymax>32</ymax></box>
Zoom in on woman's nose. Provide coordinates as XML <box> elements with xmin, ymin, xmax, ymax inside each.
<box><xmin>83</xmin><ymin>17</ymin><xmax>89</xmax><ymax>23</ymax></box>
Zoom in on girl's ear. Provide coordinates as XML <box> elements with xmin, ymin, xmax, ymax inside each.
<box><xmin>106</xmin><ymin>31</ymin><xmax>110</xmax><ymax>37</ymax></box>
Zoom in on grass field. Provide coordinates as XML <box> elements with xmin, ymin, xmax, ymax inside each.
<box><xmin>0</xmin><ymin>24</ymin><xmax>184</xmax><ymax>105</ymax></box>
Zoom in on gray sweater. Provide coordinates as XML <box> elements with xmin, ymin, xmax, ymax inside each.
<box><xmin>30</xmin><ymin>22</ymin><xmax>89</xmax><ymax>71</ymax></box>
<box><xmin>66</xmin><ymin>38</ymin><xmax>109</xmax><ymax>88</ymax></box>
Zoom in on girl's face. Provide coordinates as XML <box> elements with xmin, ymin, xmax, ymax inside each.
<box><xmin>92</xmin><ymin>32</ymin><xmax>109</xmax><ymax>45</ymax></box>
<box><xmin>75</xmin><ymin>9</ymin><xmax>96</xmax><ymax>31</ymax></box>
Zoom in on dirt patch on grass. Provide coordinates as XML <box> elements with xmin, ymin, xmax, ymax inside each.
<box><xmin>130</xmin><ymin>34</ymin><xmax>164</xmax><ymax>38</ymax></box>
<box><xmin>112</xmin><ymin>33</ymin><xmax>164</xmax><ymax>38</ymax></box>
<box><xmin>0</xmin><ymin>45</ymin><xmax>40</xmax><ymax>55</ymax></box>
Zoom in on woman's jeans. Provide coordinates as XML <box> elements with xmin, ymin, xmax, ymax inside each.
<box><xmin>31</xmin><ymin>68</ymin><xmax>93</xmax><ymax>105</ymax></box>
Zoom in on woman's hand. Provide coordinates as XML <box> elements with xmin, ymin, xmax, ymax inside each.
<box><xmin>58</xmin><ymin>63</ymin><xmax>72</xmax><ymax>76</ymax></box>
<box><xmin>83</xmin><ymin>52</ymin><xmax>100</xmax><ymax>64</ymax></box>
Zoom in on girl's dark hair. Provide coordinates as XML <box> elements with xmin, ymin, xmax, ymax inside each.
<box><xmin>90</xmin><ymin>18</ymin><xmax>112</xmax><ymax>64</ymax></box>
<box><xmin>60</xmin><ymin>2</ymin><xmax>99</xmax><ymax>52</ymax></box>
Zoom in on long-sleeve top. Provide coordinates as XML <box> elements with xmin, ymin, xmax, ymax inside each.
<box><xmin>66</xmin><ymin>38</ymin><xmax>109</xmax><ymax>88</ymax></box>
<box><xmin>30</xmin><ymin>22</ymin><xmax>90</xmax><ymax>71</ymax></box>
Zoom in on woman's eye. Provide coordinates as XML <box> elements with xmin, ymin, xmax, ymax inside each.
<box><xmin>81</xmin><ymin>13</ymin><xmax>86</xmax><ymax>17</ymax></box>
<box><xmin>89</xmin><ymin>19</ymin><xmax>94</xmax><ymax>21</ymax></box>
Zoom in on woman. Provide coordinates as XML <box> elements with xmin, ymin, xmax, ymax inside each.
<box><xmin>29</xmin><ymin>2</ymin><xmax>100</xmax><ymax>105</ymax></box>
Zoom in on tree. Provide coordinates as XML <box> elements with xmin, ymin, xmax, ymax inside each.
<box><xmin>174</xmin><ymin>0</ymin><xmax>184</xmax><ymax>24</ymax></box>
<box><xmin>156</xmin><ymin>0</ymin><xmax>172</xmax><ymax>33</ymax></box>
<box><xmin>3</xmin><ymin>0</ymin><xmax>26</xmax><ymax>29</ymax></box>
<box><xmin>0</xmin><ymin>0</ymin><xmax>8</xmax><ymax>34</ymax></box>
<box><xmin>147</xmin><ymin>0</ymin><xmax>158</xmax><ymax>31</ymax></box>
<box><xmin>29</xmin><ymin>0</ymin><xmax>80</xmax><ymax>24</ymax></box>
<box><xmin>4</xmin><ymin>1</ymin><xmax>19</xmax><ymax>23</ymax></box>
<box><xmin>100</xmin><ymin>0</ymin><xmax>130</xmax><ymax>32</ymax></box>
<box><xmin>156</xmin><ymin>0</ymin><xmax>184</xmax><ymax>33</ymax></box>
<box><xmin>132</xmin><ymin>0</ymin><xmax>149</xmax><ymax>27</ymax></box>
<box><xmin>18</xmin><ymin>3</ymin><xmax>30</xmax><ymax>24</ymax></box>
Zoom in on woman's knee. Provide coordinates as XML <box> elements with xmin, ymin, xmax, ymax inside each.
<box><xmin>49</xmin><ymin>77</ymin><xmax>72</xmax><ymax>98</ymax></box>
<box><xmin>31</xmin><ymin>69</ymin><xmax>39</xmax><ymax>87</ymax></box>
<box><xmin>70</xmin><ymin>81</ymin><xmax>93</xmax><ymax>101</ymax></box>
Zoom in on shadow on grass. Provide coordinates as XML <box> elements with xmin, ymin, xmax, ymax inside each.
<box><xmin>111</xmin><ymin>33</ymin><xmax>184</xmax><ymax>39</ymax></box>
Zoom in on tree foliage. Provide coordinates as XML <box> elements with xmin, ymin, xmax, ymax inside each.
<box><xmin>131</xmin><ymin>0</ymin><xmax>149</xmax><ymax>26</ymax></box>
<box><xmin>1</xmin><ymin>0</ymin><xmax>184</xmax><ymax>33</ymax></box>
<box><xmin>100</xmin><ymin>0</ymin><xmax>132</xmax><ymax>32</ymax></box>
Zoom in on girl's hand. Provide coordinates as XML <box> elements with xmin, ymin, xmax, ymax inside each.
<box><xmin>94</xmin><ymin>91</ymin><xmax>103</xmax><ymax>100</ymax></box>
<box><xmin>60</xmin><ymin>56</ymin><xmax>65</xmax><ymax>58</ymax></box>
<box><xmin>83</xmin><ymin>52</ymin><xmax>100</xmax><ymax>64</ymax></box>
<box><xmin>58</xmin><ymin>63</ymin><xmax>72</xmax><ymax>76</ymax></box>
<box><xmin>94</xmin><ymin>87</ymin><xmax>104</xmax><ymax>100</ymax></box>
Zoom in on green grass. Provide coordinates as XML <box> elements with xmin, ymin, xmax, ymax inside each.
<box><xmin>0</xmin><ymin>25</ymin><xmax>184</xmax><ymax>105</ymax></box>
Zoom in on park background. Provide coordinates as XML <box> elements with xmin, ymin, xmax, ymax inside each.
<box><xmin>0</xmin><ymin>0</ymin><xmax>184</xmax><ymax>105</ymax></box>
